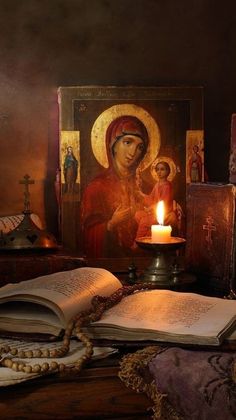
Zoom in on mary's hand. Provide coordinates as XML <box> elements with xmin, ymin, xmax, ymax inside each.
<box><xmin>107</xmin><ymin>205</ymin><xmax>131</xmax><ymax>231</ymax></box>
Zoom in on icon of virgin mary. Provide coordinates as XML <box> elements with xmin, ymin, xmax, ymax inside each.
<box><xmin>81</xmin><ymin>115</ymin><xmax>150</xmax><ymax>258</ymax></box>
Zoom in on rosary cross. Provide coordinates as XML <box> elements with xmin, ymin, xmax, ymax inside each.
<box><xmin>19</xmin><ymin>174</ymin><xmax>35</xmax><ymax>213</ymax></box>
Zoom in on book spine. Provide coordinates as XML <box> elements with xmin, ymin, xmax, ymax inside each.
<box><xmin>229</xmin><ymin>114</ymin><xmax>236</xmax><ymax>184</ymax></box>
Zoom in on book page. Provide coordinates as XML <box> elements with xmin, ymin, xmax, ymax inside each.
<box><xmin>92</xmin><ymin>290</ymin><xmax>236</xmax><ymax>342</ymax></box>
<box><xmin>0</xmin><ymin>337</ymin><xmax>117</xmax><ymax>386</ymax></box>
<box><xmin>0</xmin><ymin>268</ymin><xmax>122</xmax><ymax>324</ymax></box>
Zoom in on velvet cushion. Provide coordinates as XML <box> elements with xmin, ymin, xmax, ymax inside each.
<box><xmin>148</xmin><ymin>347</ymin><xmax>236</xmax><ymax>419</ymax></box>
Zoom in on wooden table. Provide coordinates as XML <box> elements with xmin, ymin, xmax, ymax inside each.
<box><xmin>0</xmin><ymin>250</ymin><xmax>85</xmax><ymax>286</ymax></box>
<box><xmin>0</xmin><ymin>355</ymin><xmax>152</xmax><ymax>419</ymax></box>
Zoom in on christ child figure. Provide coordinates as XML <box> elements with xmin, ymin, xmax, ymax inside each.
<box><xmin>134</xmin><ymin>160</ymin><xmax>178</xmax><ymax>242</ymax></box>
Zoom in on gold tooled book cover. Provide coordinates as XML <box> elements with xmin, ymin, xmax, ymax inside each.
<box><xmin>186</xmin><ymin>183</ymin><xmax>236</xmax><ymax>296</ymax></box>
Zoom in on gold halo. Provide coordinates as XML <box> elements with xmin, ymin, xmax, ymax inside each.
<box><xmin>151</xmin><ymin>156</ymin><xmax>177</xmax><ymax>182</ymax></box>
<box><xmin>91</xmin><ymin>104</ymin><xmax>161</xmax><ymax>171</ymax></box>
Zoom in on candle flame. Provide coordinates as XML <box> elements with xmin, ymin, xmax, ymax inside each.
<box><xmin>156</xmin><ymin>201</ymin><xmax>165</xmax><ymax>225</ymax></box>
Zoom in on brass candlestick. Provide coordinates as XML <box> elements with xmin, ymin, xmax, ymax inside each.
<box><xmin>136</xmin><ymin>236</ymin><xmax>186</xmax><ymax>287</ymax></box>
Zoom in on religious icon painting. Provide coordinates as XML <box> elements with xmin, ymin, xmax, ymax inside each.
<box><xmin>186</xmin><ymin>130</ymin><xmax>204</xmax><ymax>183</ymax></box>
<box><xmin>58</xmin><ymin>86</ymin><xmax>203</xmax><ymax>260</ymax></box>
<box><xmin>60</xmin><ymin>131</ymin><xmax>80</xmax><ymax>200</ymax></box>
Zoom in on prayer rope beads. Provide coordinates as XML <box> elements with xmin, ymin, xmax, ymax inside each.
<box><xmin>0</xmin><ymin>282</ymin><xmax>155</xmax><ymax>375</ymax></box>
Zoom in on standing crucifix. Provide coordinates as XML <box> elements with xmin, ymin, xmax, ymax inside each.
<box><xmin>19</xmin><ymin>174</ymin><xmax>35</xmax><ymax>213</ymax></box>
<box><xmin>203</xmin><ymin>215</ymin><xmax>216</xmax><ymax>250</ymax></box>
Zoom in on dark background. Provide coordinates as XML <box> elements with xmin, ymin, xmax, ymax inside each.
<box><xmin>0</xmin><ymin>0</ymin><xmax>235</xmax><ymax>238</ymax></box>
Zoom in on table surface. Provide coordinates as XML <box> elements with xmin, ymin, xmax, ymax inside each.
<box><xmin>0</xmin><ymin>354</ymin><xmax>152</xmax><ymax>419</ymax></box>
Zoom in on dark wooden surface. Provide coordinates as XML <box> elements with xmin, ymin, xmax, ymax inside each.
<box><xmin>0</xmin><ymin>250</ymin><xmax>85</xmax><ymax>286</ymax></box>
<box><xmin>0</xmin><ymin>362</ymin><xmax>152</xmax><ymax>419</ymax></box>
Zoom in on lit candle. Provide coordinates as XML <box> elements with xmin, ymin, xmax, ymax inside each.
<box><xmin>151</xmin><ymin>201</ymin><xmax>172</xmax><ymax>243</ymax></box>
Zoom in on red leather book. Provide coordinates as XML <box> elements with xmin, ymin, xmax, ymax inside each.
<box><xmin>185</xmin><ymin>183</ymin><xmax>236</xmax><ymax>296</ymax></box>
<box><xmin>229</xmin><ymin>114</ymin><xmax>236</xmax><ymax>183</ymax></box>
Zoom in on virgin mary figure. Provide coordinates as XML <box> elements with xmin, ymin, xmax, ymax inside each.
<box><xmin>81</xmin><ymin>115</ymin><xmax>149</xmax><ymax>258</ymax></box>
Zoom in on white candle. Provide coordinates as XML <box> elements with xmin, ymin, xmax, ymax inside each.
<box><xmin>151</xmin><ymin>224</ymin><xmax>172</xmax><ymax>243</ymax></box>
<box><xmin>151</xmin><ymin>200</ymin><xmax>172</xmax><ymax>243</ymax></box>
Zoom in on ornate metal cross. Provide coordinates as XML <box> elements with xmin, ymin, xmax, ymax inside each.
<box><xmin>203</xmin><ymin>215</ymin><xmax>216</xmax><ymax>250</ymax></box>
<box><xmin>19</xmin><ymin>174</ymin><xmax>35</xmax><ymax>213</ymax></box>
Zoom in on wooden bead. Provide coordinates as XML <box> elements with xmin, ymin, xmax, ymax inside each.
<box><xmin>67</xmin><ymin>320</ymin><xmax>74</xmax><ymax>331</ymax></box>
<box><xmin>63</xmin><ymin>337</ymin><xmax>70</xmax><ymax>347</ymax></box>
<box><xmin>41</xmin><ymin>362</ymin><xmax>49</xmax><ymax>372</ymax></box>
<box><xmin>18</xmin><ymin>363</ymin><xmax>25</xmax><ymax>371</ymax></box>
<box><xmin>25</xmin><ymin>350</ymin><xmax>33</xmax><ymax>358</ymax></box>
<box><xmin>3</xmin><ymin>358</ymin><xmax>13</xmax><ymax>368</ymax></box>
<box><xmin>59</xmin><ymin>363</ymin><xmax>65</xmax><ymax>372</ymax></box>
<box><xmin>33</xmin><ymin>349</ymin><xmax>42</xmax><ymax>358</ymax></box>
<box><xmin>50</xmin><ymin>361</ymin><xmax>58</xmax><ymax>370</ymax></box>
<box><xmin>55</xmin><ymin>350</ymin><xmax>63</xmax><ymax>357</ymax></box>
<box><xmin>50</xmin><ymin>349</ymin><xmax>58</xmax><ymax>358</ymax></box>
<box><xmin>11</xmin><ymin>362</ymin><xmax>19</xmax><ymax>371</ymax></box>
<box><xmin>86</xmin><ymin>343</ymin><xmax>93</xmax><ymax>350</ymax></box>
<box><xmin>32</xmin><ymin>364</ymin><xmax>41</xmax><ymax>373</ymax></box>
<box><xmin>86</xmin><ymin>347</ymin><xmax>93</xmax><ymax>355</ymax></box>
<box><xmin>74</xmin><ymin>360</ymin><xmax>83</xmax><ymax>370</ymax></box>
<box><xmin>23</xmin><ymin>365</ymin><xmax>32</xmax><ymax>374</ymax></box>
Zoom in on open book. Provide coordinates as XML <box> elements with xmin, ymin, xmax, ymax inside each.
<box><xmin>0</xmin><ymin>267</ymin><xmax>236</xmax><ymax>346</ymax></box>
<box><xmin>0</xmin><ymin>267</ymin><xmax>121</xmax><ymax>338</ymax></box>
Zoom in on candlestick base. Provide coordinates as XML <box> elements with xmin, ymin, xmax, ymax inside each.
<box><xmin>135</xmin><ymin>237</ymin><xmax>186</xmax><ymax>287</ymax></box>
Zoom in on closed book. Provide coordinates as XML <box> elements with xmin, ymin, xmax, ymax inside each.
<box><xmin>185</xmin><ymin>183</ymin><xmax>236</xmax><ymax>296</ymax></box>
<box><xmin>229</xmin><ymin>114</ymin><xmax>236</xmax><ymax>183</ymax></box>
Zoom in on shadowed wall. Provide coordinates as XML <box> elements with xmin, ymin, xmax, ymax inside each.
<box><xmin>0</xmin><ymin>0</ymin><xmax>235</xmax><ymax>240</ymax></box>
